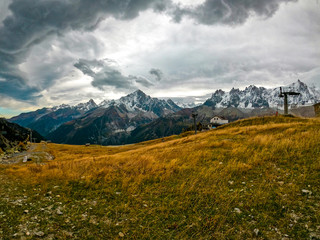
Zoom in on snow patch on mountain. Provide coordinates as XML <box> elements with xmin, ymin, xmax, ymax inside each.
<box><xmin>173</xmin><ymin>101</ymin><xmax>200</xmax><ymax>109</ymax></box>
<box><xmin>205</xmin><ymin>80</ymin><xmax>320</xmax><ymax>109</ymax></box>
<box><xmin>99</xmin><ymin>90</ymin><xmax>181</xmax><ymax>116</ymax></box>
<box><xmin>75</xmin><ymin>99</ymin><xmax>98</xmax><ymax>111</ymax></box>
<box><xmin>163</xmin><ymin>96</ymin><xmax>206</xmax><ymax>109</ymax></box>
<box><xmin>52</xmin><ymin>99</ymin><xmax>98</xmax><ymax>112</ymax></box>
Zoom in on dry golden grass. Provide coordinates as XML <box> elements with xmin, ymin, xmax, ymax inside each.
<box><xmin>1</xmin><ymin>116</ymin><xmax>320</xmax><ymax>239</ymax></box>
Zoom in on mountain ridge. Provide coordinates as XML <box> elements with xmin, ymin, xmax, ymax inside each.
<box><xmin>9</xmin><ymin>98</ymin><xmax>98</xmax><ymax>137</ymax></box>
<box><xmin>8</xmin><ymin>81</ymin><xmax>319</xmax><ymax>145</ymax></box>
<box><xmin>204</xmin><ymin>80</ymin><xmax>320</xmax><ymax>109</ymax></box>
<box><xmin>99</xmin><ymin>89</ymin><xmax>181</xmax><ymax>116</ymax></box>
<box><xmin>10</xmin><ymin>90</ymin><xmax>181</xmax><ymax>142</ymax></box>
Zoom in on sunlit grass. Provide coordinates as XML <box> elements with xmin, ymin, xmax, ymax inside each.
<box><xmin>1</xmin><ymin>116</ymin><xmax>320</xmax><ymax>239</ymax></box>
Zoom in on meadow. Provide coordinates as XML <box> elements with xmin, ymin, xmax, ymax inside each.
<box><xmin>0</xmin><ymin>116</ymin><xmax>319</xmax><ymax>239</ymax></box>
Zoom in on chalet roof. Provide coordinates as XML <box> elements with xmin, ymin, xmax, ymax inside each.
<box><xmin>211</xmin><ymin>116</ymin><xmax>227</xmax><ymax>120</ymax></box>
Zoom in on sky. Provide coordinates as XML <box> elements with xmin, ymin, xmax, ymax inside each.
<box><xmin>0</xmin><ymin>0</ymin><xmax>319</xmax><ymax>117</ymax></box>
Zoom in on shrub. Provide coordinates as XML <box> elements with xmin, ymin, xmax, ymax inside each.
<box><xmin>17</xmin><ymin>142</ymin><xmax>27</xmax><ymax>151</ymax></box>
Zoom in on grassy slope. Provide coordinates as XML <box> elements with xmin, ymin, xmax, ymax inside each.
<box><xmin>0</xmin><ymin>116</ymin><xmax>319</xmax><ymax>239</ymax></box>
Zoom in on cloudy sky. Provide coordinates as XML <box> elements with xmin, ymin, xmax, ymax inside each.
<box><xmin>0</xmin><ymin>0</ymin><xmax>319</xmax><ymax>117</ymax></box>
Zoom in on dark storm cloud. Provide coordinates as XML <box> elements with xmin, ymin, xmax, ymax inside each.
<box><xmin>172</xmin><ymin>0</ymin><xmax>297</xmax><ymax>25</ymax></box>
<box><xmin>74</xmin><ymin>59</ymin><xmax>154</xmax><ymax>90</ymax></box>
<box><xmin>0</xmin><ymin>71</ymin><xmax>40</xmax><ymax>102</ymax></box>
<box><xmin>0</xmin><ymin>0</ymin><xmax>169</xmax><ymax>101</ymax></box>
<box><xmin>0</xmin><ymin>0</ymin><xmax>298</xmax><ymax>101</ymax></box>
<box><xmin>149</xmin><ymin>68</ymin><xmax>163</xmax><ymax>81</ymax></box>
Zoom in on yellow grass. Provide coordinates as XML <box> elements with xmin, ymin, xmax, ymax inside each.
<box><xmin>1</xmin><ymin>116</ymin><xmax>320</xmax><ymax>239</ymax></box>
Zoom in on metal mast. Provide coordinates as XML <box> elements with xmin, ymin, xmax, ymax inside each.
<box><xmin>191</xmin><ymin>113</ymin><xmax>198</xmax><ymax>135</ymax></box>
<box><xmin>279</xmin><ymin>87</ymin><xmax>300</xmax><ymax>115</ymax></box>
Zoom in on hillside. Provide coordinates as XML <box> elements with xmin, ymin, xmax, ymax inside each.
<box><xmin>128</xmin><ymin>108</ymin><xmax>194</xmax><ymax>143</ymax></box>
<box><xmin>0</xmin><ymin>118</ymin><xmax>44</xmax><ymax>153</ymax></box>
<box><xmin>0</xmin><ymin>116</ymin><xmax>319</xmax><ymax>239</ymax></box>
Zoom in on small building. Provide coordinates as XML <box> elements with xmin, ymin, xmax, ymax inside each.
<box><xmin>210</xmin><ymin>116</ymin><xmax>229</xmax><ymax>125</ymax></box>
<box><xmin>314</xmin><ymin>103</ymin><xmax>320</xmax><ymax>117</ymax></box>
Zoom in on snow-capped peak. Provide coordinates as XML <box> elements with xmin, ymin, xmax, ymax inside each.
<box><xmin>130</xmin><ymin>89</ymin><xmax>147</xmax><ymax>97</ymax></box>
<box><xmin>52</xmin><ymin>103</ymin><xmax>72</xmax><ymax>111</ymax></box>
<box><xmin>205</xmin><ymin>80</ymin><xmax>320</xmax><ymax>109</ymax></box>
<box><xmin>52</xmin><ymin>99</ymin><xmax>97</xmax><ymax>112</ymax></box>
<box><xmin>98</xmin><ymin>90</ymin><xmax>181</xmax><ymax>116</ymax></box>
<box><xmin>75</xmin><ymin>99</ymin><xmax>98</xmax><ymax>111</ymax></box>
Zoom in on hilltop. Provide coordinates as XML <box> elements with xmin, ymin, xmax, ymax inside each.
<box><xmin>0</xmin><ymin>116</ymin><xmax>319</xmax><ymax>239</ymax></box>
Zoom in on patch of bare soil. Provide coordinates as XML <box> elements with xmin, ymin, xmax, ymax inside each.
<box><xmin>0</xmin><ymin>143</ymin><xmax>54</xmax><ymax>164</ymax></box>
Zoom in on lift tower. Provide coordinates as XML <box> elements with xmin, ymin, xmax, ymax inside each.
<box><xmin>279</xmin><ymin>87</ymin><xmax>300</xmax><ymax>115</ymax></box>
<box><xmin>191</xmin><ymin>113</ymin><xmax>198</xmax><ymax>135</ymax></box>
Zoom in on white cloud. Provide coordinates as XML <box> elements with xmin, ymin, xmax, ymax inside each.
<box><xmin>0</xmin><ymin>0</ymin><xmax>319</xmax><ymax>116</ymax></box>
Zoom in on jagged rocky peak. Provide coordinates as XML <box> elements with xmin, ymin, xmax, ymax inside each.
<box><xmin>245</xmin><ymin>85</ymin><xmax>259</xmax><ymax>92</ymax></box>
<box><xmin>117</xmin><ymin>89</ymin><xmax>151</xmax><ymax>111</ymax></box>
<box><xmin>230</xmin><ymin>87</ymin><xmax>241</xmax><ymax>95</ymax></box>
<box><xmin>88</xmin><ymin>99</ymin><xmax>96</xmax><ymax>105</ymax></box>
<box><xmin>124</xmin><ymin>89</ymin><xmax>148</xmax><ymax>99</ymax></box>
<box><xmin>99</xmin><ymin>99</ymin><xmax>116</xmax><ymax>107</ymax></box>
<box><xmin>51</xmin><ymin>99</ymin><xmax>98</xmax><ymax>111</ymax></box>
<box><xmin>285</xmin><ymin>79</ymin><xmax>308</xmax><ymax>92</ymax></box>
<box><xmin>132</xmin><ymin>89</ymin><xmax>147</xmax><ymax>97</ymax></box>
<box><xmin>167</xmin><ymin>99</ymin><xmax>176</xmax><ymax>105</ymax></box>
<box><xmin>75</xmin><ymin>99</ymin><xmax>98</xmax><ymax>111</ymax></box>
<box><xmin>246</xmin><ymin>85</ymin><xmax>256</xmax><ymax>90</ymax></box>
<box><xmin>120</xmin><ymin>89</ymin><xmax>149</xmax><ymax>102</ymax></box>
<box><xmin>97</xmin><ymin>89</ymin><xmax>181</xmax><ymax>116</ymax></box>
<box><xmin>205</xmin><ymin>80</ymin><xmax>320</xmax><ymax>109</ymax></box>
<box><xmin>212</xmin><ymin>89</ymin><xmax>225</xmax><ymax>96</ymax></box>
<box><xmin>52</xmin><ymin>103</ymin><xmax>71</xmax><ymax>110</ymax></box>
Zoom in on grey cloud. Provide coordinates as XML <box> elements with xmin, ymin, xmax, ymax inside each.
<box><xmin>92</xmin><ymin>70</ymin><xmax>133</xmax><ymax>90</ymax></box>
<box><xmin>130</xmin><ymin>75</ymin><xmax>154</xmax><ymax>88</ymax></box>
<box><xmin>0</xmin><ymin>0</ymin><xmax>11</xmax><ymax>24</ymax></box>
<box><xmin>74</xmin><ymin>59</ymin><xmax>104</xmax><ymax>78</ymax></box>
<box><xmin>149</xmin><ymin>68</ymin><xmax>164</xmax><ymax>81</ymax></box>
<box><xmin>74</xmin><ymin>59</ymin><xmax>133</xmax><ymax>90</ymax></box>
<box><xmin>0</xmin><ymin>0</ymin><xmax>169</xmax><ymax>101</ymax></box>
<box><xmin>172</xmin><ymin>0</ymin><xmax>297</xmax><ymax>25</ymax></box>
<box><xmin>0</xmin><ymin>0</ymin><xmax>299</xmax><ymax>102</ymax></box>
<box><xmin>0</xmin><ymin>74</ymin><xmax>40</xmax><ymax>102</ymax></box>
<box><xmin>74</xmin><ymin>59</ymin><xmax>153</xmax><ymax>90</ymax></box>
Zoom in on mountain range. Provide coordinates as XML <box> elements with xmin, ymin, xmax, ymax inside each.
<box><xmin>46</xmin><ymin>90</ymin><xmax>181</xmax><ymax>145</ymax></box>
<box><xmin>204</xmin><ymin>80</ymin><xmax>320</xmax><ymax>108</ymax></box>
<box><xmin>10</xmin><ymin>90</ymin><xmax>181</xmax><ymax>145</ymax></box>
<box><xmin>8</xmin><ymin>80</ymin><xmax>320</xmax><ymax>145</ymax></box>
<box><xmin>9</xmin><ymin>99</ymin><xmax>98</xmax><ymax>137</ymax></box>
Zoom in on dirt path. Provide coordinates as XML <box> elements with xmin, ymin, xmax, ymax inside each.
<box><xmin>0</xmin><ymin>143</ymin><xmax>54</xmax><ymax>164</ymax></box>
